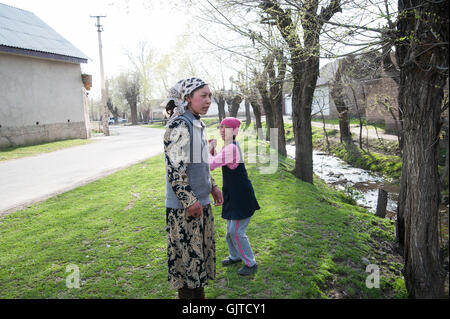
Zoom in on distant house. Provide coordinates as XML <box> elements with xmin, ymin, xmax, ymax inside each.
<box><xmin>311</xmin><ymin>60</ymin><xmax>339</xmax><ymax>119</ymax></box>
<box><xmin>304</xmin><ymin>55</ymin><xmax>401</xmax><ymax>134</ymax></box>
<box><xmin>283</xmin><ymin>60</ymin><xmax>340</xmax><ymax>119</ymax></box>
<box><xmin>362</xmin><ymin>75</ymin><xmax>401</xmax><ymax>133</ymax></box>
<box><xmin>0</xmin><ymin>3</ymin><xmax>91</xmax><ymax>148</ymax></box>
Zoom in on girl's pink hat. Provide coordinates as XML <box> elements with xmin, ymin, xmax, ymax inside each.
<box><xmin>220</xmin><ymin>117</ymin><xmax>241</xmax><ymax>135</ymax></box>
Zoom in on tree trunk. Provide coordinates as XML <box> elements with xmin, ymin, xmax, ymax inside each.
<box><xmin>320</xmin><ymin>110</ymin><xmax>330</xmax><ymax>152</ymax></box>
<box><xmin>291</xmin><ymin>60</ymin><xmax>317</xmax><ymax>184</ymax></box>
<box><xmin>252</xmin><ymin>102</ymin><xmax>263</xmax><ymax>131</ymax></box>
<box><xmin>214</xmin><ymin>95</ymin><xmax>226</xmax><ymax>122</ymax></box>
<box><xmin>248</xmin><ymin>91</ymin><xmax>263</xmax><ymax>133</ymax></box>
<box><xmin>255</xmin><ymin>77</ymin><xmax>274</xmax><ymax>141</ymax></box>
<box><xmin>440</xmin><ymin>117</ymin><xmax>449</xmax><ymax>187</ymax></box>
<box><xmin>396</xmin><ymin>158</ymin><xmax>407</xmax><ymax>253</ymax></box>
<box><xmin>267</xmin><ymin>51</ymin><xmax>287</xmax><ymax>157</ymax></box>
<box><xmin>227</xmin><ymin>95</ymin><xmax>242</xmax><ymax>118</ymax></box>
<box><xmin>330</xmin><ymin>61</ymin><xmax>352</xmax><ymax>144</ymax></box>
<box><xmin>376</xmin><ymin>188</ymin><xmax>388</xmax><ymax>218</ymax></box>
<box><xmin>336</xmin><ymin>106</ymin><xmax>352</xmax><ymax>144</ymax></box>
<box><xmin>245</xmin><ymin>99</ymin><xmax>251</xmax><ymax>126</ymax></box>
<box><xmin>272</xmin><ymin>96</ymin><xmax>287</xmax><ymax>157</ymax></box>
<box><xmin>130</xmin><ymin>103</ymin><xmax>138</xmax><ymax>125</ymax></box>
<box><xmin>401</xmin><ymin>80</ymin><xmax>445</xmax><ymax>298</ymax></box>
<box><xmin>396</xmin><ymin>0</ymin><xmax>448</xmax><ymax>298</ymax></box>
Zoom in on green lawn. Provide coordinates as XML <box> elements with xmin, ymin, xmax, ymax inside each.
<box><xmin>141</xmin><ymin>123</ymin><xmax>167</xmax><ymax>129</ymax></box>
<box><xmin>0</xmin><ymin>139</ymin><xmax>93</xmax><ymax>162</ymax></box>
<box><xmin>0</xmin><ymin>132</ymin><xmax>407</xmax><ymax>299</ymax></box>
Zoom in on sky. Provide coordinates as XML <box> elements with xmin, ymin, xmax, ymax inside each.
<box><xmin>1</xmin><ymin>0</ymin><xmax>389</xmax><ymax>101</ymax></box>
<box><xmin>1</xmin><ymin>0</ymin><xmax>191</xmax><ymax>99</ymax></box>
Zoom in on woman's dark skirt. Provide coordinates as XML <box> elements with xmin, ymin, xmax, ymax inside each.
<box><xmin>166</xmin><ymin>204</ymin><xmax>216</xmax><ymax>289</ymax></box>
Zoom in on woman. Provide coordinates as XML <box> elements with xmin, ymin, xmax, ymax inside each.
<box><xmin>208</xmin><ymin>117</ymin><xmax>260</xmax><ymax>276</ymax></box>
<box><xmin>163</xmin><ymin>77</ymin><xmax>223</xmax><ymax>299</ymax></box>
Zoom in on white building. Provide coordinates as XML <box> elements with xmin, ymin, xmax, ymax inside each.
<box><xmin>283</xmin><ymin>60</ymin><xmax>339</xmax><ymax>118</ymax></box>
<box><xmin>0</xmin><ymin>3</ymin><xmax>90</xmax><ymax>148</ymax></box>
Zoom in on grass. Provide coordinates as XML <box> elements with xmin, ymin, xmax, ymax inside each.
<box><xmin>0</xmin><ymin>129</ymin><xmax>407</xmax><ymax>299</ymax></box>
<box><xmin>0</xmin><ymin>139</ymin><xmax>93</xmax><ymax>162</ymax></box>
<box><xmin>141</xmin><ymin>122</ymin><xmax>167</xmax><ymax>129</ymax></box>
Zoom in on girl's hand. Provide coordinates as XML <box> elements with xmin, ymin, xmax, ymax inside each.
<box><xmin>208</xmin><ymin>139</ymin><xmax>217</xmax><ymax>155</ymax></box>
<box><xmin>211</xmin><ymin>186</ymin><xmax>223</xmax><ymax>206</ymax></box>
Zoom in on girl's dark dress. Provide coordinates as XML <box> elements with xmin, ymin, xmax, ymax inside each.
<box><xmin>221</xmin><ymin>142</ymin><xmax>260</xmax><ymax>220</ymax></box>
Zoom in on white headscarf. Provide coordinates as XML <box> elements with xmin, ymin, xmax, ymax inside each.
<box><xmin>163</xmin><ymin>77</ymin><xmax>206</xmax><ymax>119</ymax></box>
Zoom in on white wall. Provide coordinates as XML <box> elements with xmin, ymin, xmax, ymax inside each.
<box><xmin>204</xmin><ymin>100</ymin><xmax>250</xmax><ymax>117</ymax></box>
<box><xmin>312</xmin><ymin>86</ymin><xmax>330</xmax><ymax>116</ymax></box>
<box><xmin>284</xmin><ymin>87</ymin><xmax>331</xmax><ymax>116</ymax></box>
<box><xmin>0</xmin><ymin>53</ymin><xmax>86</xmax><ymax>127</ymax></box>
<box><xmin>284</xmin><ymin>94</ymin><xmax>292</xmax><ymax>115</ymax></box>
<box><xmin>0</xmin><ymin>52</ymin><xmax>89</xmax><ymax>147</ymax></box>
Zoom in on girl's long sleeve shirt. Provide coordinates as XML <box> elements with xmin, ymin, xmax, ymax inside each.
<box><xmin>209</xmin><ymin>143</ymin><xmax>241</xmax><ymax>171</ymax></box>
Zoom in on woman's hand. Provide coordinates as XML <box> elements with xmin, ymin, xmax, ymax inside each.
<box><xmin>186</xmin><ymin>201</ymin><xmax>202</xmax><ymax>218</ymax></box>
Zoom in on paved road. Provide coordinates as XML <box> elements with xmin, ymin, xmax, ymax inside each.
<box><xmin>0</xmin><ymin>125</ymin><xmax>165</xmax><ymax>215</ymax></box>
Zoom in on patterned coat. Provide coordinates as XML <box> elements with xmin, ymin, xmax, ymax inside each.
<box><xmin>164</xmin><ymin>116</ymin><xmax>216</xmax><ymax>289</ymax></box>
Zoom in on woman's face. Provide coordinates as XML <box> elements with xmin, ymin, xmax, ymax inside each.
<box><xmin>186</xmin><ymin>85</ymin><xmax>212</xmax><ymax>116</ymax></box>
<box><xmin>219</xmin><ymin>124</ymin><xmax>234</xmax><ymax>142</ymax></box>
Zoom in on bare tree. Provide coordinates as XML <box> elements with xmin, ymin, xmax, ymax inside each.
<box><xmin>254</xmin><ymin>66</ymin><xmax>274</xmax><ymax>139</ymax></box>
<box><xmin>247</xmin><ymin>86</ymin><xmax>264</xmax><ymax>131</ymax></box>
<box><xmin>236</xmin><ymin>72</ymin><xmax>252</xmax><ymax>126</ymax></box>
<box><xmin>330</xmin><ymin>59</ymin><xmax>352</xmax><ymax>144</ymax></box>
<box><xmin>117</xmin><ymin>72</ymin><xmax>141</xmax><ymax>125</ymax></box>
<box><xmin>258</xmin><ymin>0</ymin><xmax>342</xmax><ymax>183</ymax></box>
<box><xmin>266</xmin><ymin>48</ymin><xmax>288</xmax><ymax>156</ymax></box>
<box><xmin>213</xmin><ymin>89</ymin><xmax>227</xmax><ymax>122</ymax></box>
<box><xmin>330</xmin><ymin>52</ymin><xmax>382</xmax><ymax>146</ymax></box>
<box><xmin>224</xmin><ymin>90</ymin><xmax>243</xmax><ymax>118</ymax></box>
<box><xmin>106</xmin><ymin>98</ymin><xmax>119</xmax><ymax>123</ymax></box>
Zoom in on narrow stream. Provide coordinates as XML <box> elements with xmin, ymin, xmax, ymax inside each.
<box><xmin>286</xmin><ymin>145</ymin><xmax>400</xmax><ymax>219</ymax></box>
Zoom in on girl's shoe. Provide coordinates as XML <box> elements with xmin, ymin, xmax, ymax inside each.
<box><xmin>237</xmin><ymin>264</ymin><xmax>258</xmax><ymax>276</ymax></box>
<box><xmin>221</xmin><ymin>257</ymin><xmax>241</xmax><ymax>266</ymax></box>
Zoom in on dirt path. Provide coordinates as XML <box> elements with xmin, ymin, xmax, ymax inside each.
<box><xmin>310</xmin><ymin>121</ymin><xmax>399</xmax><ymax>142</ymax></box>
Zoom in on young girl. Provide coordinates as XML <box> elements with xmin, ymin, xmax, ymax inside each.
<box><xmin>209</xmin><ymin>117</ymin><xmax>260</xmax><ymax>276</ymax></box>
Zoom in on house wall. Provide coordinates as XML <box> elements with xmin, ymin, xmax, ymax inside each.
<box><xmin>0</xmin><ymin>53</ymin><xmax>89</xmax><ymax>148</ymax></box>
<box><xmin>310</xmin><ymin>85</ymin><xmax>339</xmax><ymax>119</ymax></box>
<box><xmin>312</xmin><ymin>85</ymin><xmax>331</xmax><ymax>117</ymax></box>
<box><xmin>342</xmin><ymin>80</ymin><xmax>366</xmax><ymax>119</ymax></box>
<box><xmin>363</xmin><ymin>77</ymin><xmax>400</xmax><ymax>133</ymax></box>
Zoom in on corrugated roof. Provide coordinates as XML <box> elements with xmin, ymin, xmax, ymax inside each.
<box><xmin>0</xmin><ymin>3</ymin><xmax>88</xmax><ymax>63</ymax></box>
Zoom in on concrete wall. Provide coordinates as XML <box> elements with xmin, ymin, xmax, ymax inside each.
<box><xmin>0</xmin><ymin>52</ymin><xmax>89</xmax><ymax>148</ymax></box>
<box><xmin>363</xmin><ymin>77</ymin><xmax>401</xmax><ymax>133</ymax></box>
<box><xmin>312</xmin><ymin>86</ymin><xmax>331</xmax><ymax>117</ymax></box>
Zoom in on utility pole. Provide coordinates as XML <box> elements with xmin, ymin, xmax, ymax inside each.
<box><xmin>90</xmin><ymin>15</ymin><xmax>109</xmax><ymax>136</ymax></box>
